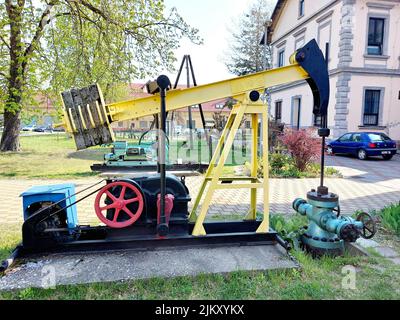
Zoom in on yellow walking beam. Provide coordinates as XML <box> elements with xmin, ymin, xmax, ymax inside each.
<box><xmin>106</xmin><ymin>64</ymin><xmax>307</xmax><ymax>122</ymax></box>
<box><xmin>60</xmin><ymin>39</ymin><xmax>329</xmax><ymax>151</ymax></box>
<box><xmin>61</xmin><ymin>64</ymin><xmax>307</xmax><ymax>150</ymax></box>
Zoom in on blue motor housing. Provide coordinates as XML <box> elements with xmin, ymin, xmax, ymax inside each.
<box><xmin>21</xmin><ymin>183</ymin><xmax>78</xmax><ymax>229</ymax></box>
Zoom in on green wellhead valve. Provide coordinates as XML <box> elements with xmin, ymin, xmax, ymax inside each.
<box><xmin>292</xmin><ymin>189</ymin><xmax>376</xmax><ymax>257</ymax></box>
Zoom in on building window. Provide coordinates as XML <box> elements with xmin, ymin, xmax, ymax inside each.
<box><xmin>215</xmin><ymin>104</ymin><xmax>224</xmax><ymax>109</ymax></box>
<box><xmin>275</xmin><ymin>101</ymin><xmax>282</xmax><ymax>123</ymax></box>
<box><xmin>363</xmin><ymin>89</ymin><xmax>381</xmax><ymax>126</ymax></box>
<box><xmin>278</xmin><ymin>50</ymin><xmax>285</xmax><ymax>67</ymax></box>
<box><xmin>295</xmin><ymin>37</ymin><xmax>305</xmax><ymax>50</ymax></box>
<box><xmin>245</xmin><ymin>121</ymin><xmax>251</xmax><ymax>129</ymax></box>
<box><xmin>367</xmin><ymin>17</ymin><xmax>385</xmax><ymax>55</ymax></box>
<box><xmin>299</xmin><ymin>0</ymin><xmax>305</xmax><ymax>17</ymax></box>
<box><xmin>292</xmin><ymin>97</ymin><xmax>301</xmax><ymax>129</ymax></box>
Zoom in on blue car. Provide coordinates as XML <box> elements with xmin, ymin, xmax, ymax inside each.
<box><xmin>327</xmin><ymin>132</ymin><xmax>397</xmax><ymax>160</ymax></box>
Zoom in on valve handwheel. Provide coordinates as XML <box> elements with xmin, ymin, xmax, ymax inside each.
<box><xmin>95</xmin><ymin>181</ymin><xmax>144</xmax><ymax>228</ymax></box>
<box><xmin>356</xmin><ymin>212</ymin><xmax>377</xmax><ymax>239</ymax></box>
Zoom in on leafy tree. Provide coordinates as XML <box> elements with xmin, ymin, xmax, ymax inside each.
<box><xmin>225</xmin><ymin>0</ymin><xmax>274</xmax><ymax>76</ymax></box>
<box><xmin>0</xmin><ymin>0</ymin><xmax>200</xmax><ymax>151</ymax></box>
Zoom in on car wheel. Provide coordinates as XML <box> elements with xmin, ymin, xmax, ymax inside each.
<box><xmin>326</xmin><ymin>146</ymin><xmax>334</xmax><ymax>155</ymax></box>
<box><xmin>382</xmin><ymin>155</ymin><xmax>393</xmax><ymax>161</ymax></box>
<box><xmin>358</xmin><ymin>149</ymin><xmax>367</xmax><ymax>160</ymax></box>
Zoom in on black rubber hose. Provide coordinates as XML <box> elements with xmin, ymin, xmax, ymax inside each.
<box><xmin>0</xmin><ymin>244</ymin><xmax>21</xmax><ymax>272</ymax></box>
<box><xmin>275</xmin><ymin>234</ymin><xmax>292</xmax><ymax>251</ymax></box>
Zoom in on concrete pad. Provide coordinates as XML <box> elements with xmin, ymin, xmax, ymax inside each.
<box><xmin>374</xmin><ymin>246</ymin><xmax>399</xmax><ymax>258</ymax></box>
<box><xmin>345</xmin><ymin>243</ymin><xmax>369</xmax><ymax>256</ymax></box>
<box><xmin>0</xmin><ymin>245</ymin><xmax>297</xmax><ymax>291</ymax></box>
<box><xmin>356</xmin><ymin>238</ymin><xmax>380</xmax><ymax>249</ymax></box>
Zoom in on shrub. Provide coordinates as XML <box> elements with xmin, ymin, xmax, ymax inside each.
<box><xmin>270</xmin><ymin>153</ymin><xmax>289</xmax><ymax>171</ymax></box>
<box><xmin>256</xmin><ymin>153</ymin><xmax>296</xmax><ymax>178</ymax></box>
<box><xmin>269</xmin><ymin>214</ymin><xmax>308</xmax><ymax>248</ymax></box>
<box><xmin>279</xmin><ymin>128</ymin><xmax>321</xmax><ymax>172</ymax></box>
<box><xmin>378</xmin><ymin>203</ymin><xmax>400</xmax><ymax>235</ymax></box>
<box><xmin>254</xmin><ymin>153</ymin><xmax>341</xmax><ymax>179</ymax></box>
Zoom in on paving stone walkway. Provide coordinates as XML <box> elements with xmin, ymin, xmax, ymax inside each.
<box><xmin>1</xmin><ymin>173</ymin><xmax>399</xmax><ymax>226</ymax></box>
<box><xmin>1</xmin><ymin>154</ymin><xmax>399</xmax><ymax>226</ymax></box>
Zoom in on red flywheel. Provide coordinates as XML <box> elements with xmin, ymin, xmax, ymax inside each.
<box><xmin>94</xmin><ymin>181</ymin><xmax>144</xmax><ymax>229</ymax></box>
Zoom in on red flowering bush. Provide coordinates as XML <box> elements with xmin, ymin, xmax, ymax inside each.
<box><xmin>279</xmin><ymin>128</ymin><xmax>321</xmax><ymax>172</ymax></box>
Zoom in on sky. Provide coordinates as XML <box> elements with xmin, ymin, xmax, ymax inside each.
<box><xmin>133</xmin><ymin>0</ymin><xmax>269</xmax><ymax>85</ymax></box>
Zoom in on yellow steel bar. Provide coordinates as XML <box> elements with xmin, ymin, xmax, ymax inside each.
<box><xmin>214</xmin><ymin>183</ymin><xmax>263</xmax><ymax>190</ymax></box>
<box><xmin>256</xmin><ymin>107</ymin><xmax>270</xmax><ymax>233</ymax></box>
<box><xmin>86</xmin><ymin>104</ymin><xmax>96</xmax><ymax>127</ymax></box>
<box><xmin>106</xmin><ymin>65</ymin><xmax>307</xmax><ymax>122</ymax></box>
<box><xmin>192</xmin><ymin>104</ymin><xmax>246</xmax><ymax>236</ymax></box>
<box><xmin>189</xmin><ymin>112</ymin><xmax>236</xmax><ymax>222</ymax></box>
<box><xmin>232</xmin><ymin>105</ymin><xmax>267</xmax><ymax>114</ymax></box>
<box><xmin>62</xmin><ymin>108</ymin><xmax>74</xmax><ymax>133</ymax></box>
<box><xmin>59</xmin><ymin>93</ymin><xmax>75</xmax><ymax>133</ymax></box>
<box><xmin>205</xmin><ymin>112</ymin><xmax>236</xmax><ymax>176</ymax></box>
<box><xmin>246</xmin><ymin>113</ymin><xmax>259</xmax><ymax>220</ymax></box>
<box><xmin>67</xmin><ymin>108</ymin><xmax>77</xmax><ymax>132</ymax></box>
<box><xmin>77</xmin><ymin>105</ymin><xmax>87</xmax><ymax>130</ymax></box>
<box><xmin>188</xmin><ymin>179</ymin><xmax>208</xmax><ymax>222</ymax></box>
<box><xmin>205</xmin><ymin>177</ymin><xmax>260</xmax><ymax>181</ymax></box>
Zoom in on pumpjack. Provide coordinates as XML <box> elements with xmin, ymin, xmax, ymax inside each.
<box><xmin>0</xmin><ymin>40</ymin><xmax>376</xmax><ymax>272</ymax></box>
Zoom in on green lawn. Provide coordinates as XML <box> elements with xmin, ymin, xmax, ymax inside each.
<box><xmin>0</xmin><ymin>134</ymin><xmax>104</xmax><ymax>179</ymax></box>
<box><xmin>0</xmin><ymin>134</ymin><xmax>251</xmax><ymax>179</ymax></box>
<box><xmin>0</xmin><ymin>134</ymin><xmax>339</xmax><ymax>180</ymax></box>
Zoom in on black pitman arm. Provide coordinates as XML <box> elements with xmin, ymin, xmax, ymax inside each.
<box><xmin>292</xmin><ymin>39</ymin><xmax>330</xmax><ymax>119</ymax></box>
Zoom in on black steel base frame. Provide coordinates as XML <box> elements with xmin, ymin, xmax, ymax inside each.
<box><xmin>1</xmin><ymin>221</ymin><xmax>289</xmax><ymax>272</ymax></box>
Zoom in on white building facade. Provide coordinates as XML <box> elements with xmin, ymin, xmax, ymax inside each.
<box><xmin>266</xmin><ymin>0</ymin><xmax>400</xmax><ymax>140</ymax></box>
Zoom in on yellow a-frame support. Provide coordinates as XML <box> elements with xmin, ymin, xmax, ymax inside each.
<box><xmin>189</xmin><ymin>96</ymin><xmax>269</xmax><ymax>236</ymax></box>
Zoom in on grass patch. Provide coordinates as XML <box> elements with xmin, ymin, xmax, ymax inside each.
<box><xmin>1</xmin><ymin>248</ymin><xmax>399</xmax><ymax>300</ymax></box>
<box><xmin>0</xmin><ymin>134</ymin><xmax>340</xmax><ymax>180</ymax></box>
<box><xmin>0</xmin><ymin>225</ymin><xmax>20</xmax><ymax>262</ymax></box>
<box><xmin>0</xmin><ymin>134</ymin><xmax>103</xmax><ymax>179</ymax></box>
<box><xmin>377</xmin><ymin>202</ymin><xmax>400</xmax><ymax>236</ymax></box>
<box><xmin>1</xmin><ymin>218</ymin><xmax>399</xmax><ymax>300</ymax></box>
<box><xmin>0</xmin><ymin>134</ymin><xmax>250</xmax><ymax>179</ymax></box>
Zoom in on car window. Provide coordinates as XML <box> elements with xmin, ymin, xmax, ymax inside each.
<box><xmin>352</xmin><ymin>134</ymin><xmax>362</xmax><ymax>142</ymax></box>
<box><xmin>367</xmin><ymin>133</ymin><xmax>391</xmax><ymax>142</ymax></box>
<box><xmin>339</xmin><ymin>134</ymin><xmax>352</xmax><ymax>142</ymax></box>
